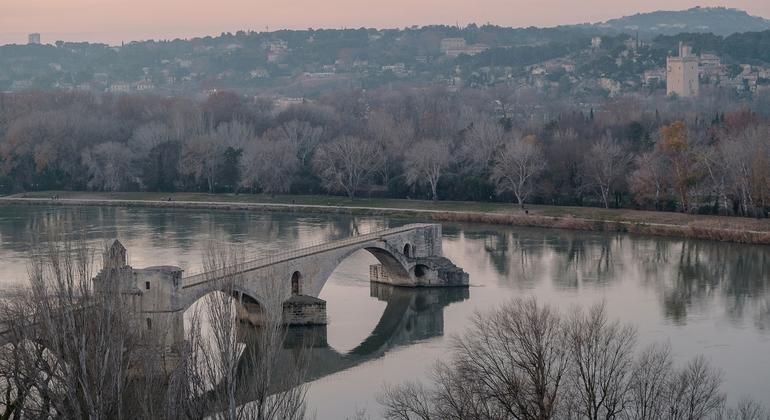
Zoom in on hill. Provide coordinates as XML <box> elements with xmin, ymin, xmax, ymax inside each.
<box><xmin>594</xmin><ymin>7</ymin><xmax>770</xmax><ymax>36</ymax></box>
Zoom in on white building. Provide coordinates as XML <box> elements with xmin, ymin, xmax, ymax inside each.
<box><xmin>108</xmin><ymin>82</ymin><xmax>131</xmax><ymax>93</ymax></box>
<box><xmin>440</xmin><ymin>38</ymin><xmax>488</xmax><ymax>58</ymax></box>
<box><xmin>699</xmin><ymin>53</ymin><xmax>723</xmax><ymax>78</ymax></box>
<box><xmin>28</xmin><ymin>33</ymin><xmax>41</xmax><ymax>45</ymax></box>
<box><xmin>667</xmin><ymin>42</ymin><xmax>699</xmax><ymax>97</ymax></box>
<box><xmin>135</xmin><ymin>79</ymin><xmax>155</xmax><ymax>91</ymax></box>
<box><xmin>440</xmin><ymin>38</ymin><xmax>466</xmax><ymax>53</ymax></box>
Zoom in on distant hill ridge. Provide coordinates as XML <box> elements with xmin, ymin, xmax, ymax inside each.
<box><xmin>591</xmin><ymin>7</ymin><xmax>770</xmax><ymax>36</ymax></box>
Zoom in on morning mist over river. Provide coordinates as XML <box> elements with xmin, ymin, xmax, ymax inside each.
<box><xmin>0</xmin><ymin>204</ymin><xmax>767</xmax><ymax>418</ymax></box>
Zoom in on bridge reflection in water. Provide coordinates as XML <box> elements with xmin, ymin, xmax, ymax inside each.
<box><xmin>235</xmin><ymin>282</ymin><xmax>469</xmax><ymax>395</ymax></box>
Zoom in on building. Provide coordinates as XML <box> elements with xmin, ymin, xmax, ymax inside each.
<box><xmin>440</xmin><ymin>38</ymin><xmax>489</xmax><ymax>58</ymax></box>
<box><xmin>28</xmin><ymin>33</ymin><xmax>41</xmax><ymax>45</ymax></box>
<box><xmin>699</xmin><ymin>52</ymin><xmax>723</xmax><ymax>79</ymax></box>
<box><xmin>107</xmin><ymin>82</ymin><xmax>131</xmax><ymax>93</ymax></box>
<box><xmin>667</xmin><ymin>42</ymin><xmax>699</xmax><ymax>97</ymax></box>
<box><xmin>591</xmin><ymin>36</ymin><xmax>602</xmax><ymax>49</ymax></box>
<box><xmin>135</xmin><ymin>79</ymin><xmax>155</xmax><ymax>91</ymax></box>
<box><xmin>382</xmin><ymin>63</ymin><xmax>407</xmax><ymax>76</ymax></box>
<box><xmin>643</xmin><ymin>69</ymin><xmax>666</xmax><ymax>86</ymax></box>
<box><xmin>440</xmin><ymin>38</ymin><xmax>466</xmax><ymax>54</ymax></box>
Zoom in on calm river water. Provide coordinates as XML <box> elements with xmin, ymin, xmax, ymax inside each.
<box><xmin>0</xmin><ymin>204</ymin><xmax>768</xmax><ymax>418</ymax></box>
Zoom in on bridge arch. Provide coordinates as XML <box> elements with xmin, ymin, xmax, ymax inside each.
<box><xmin>305</xmin><ymin>241</ymin><xmax>413</xmax><ymax>297</ymax></box>
<box><xmin>413</xmin><ymin>264</ymin><xmax>429</xmax><ymax>278</ymax></box>
<box><xmin>291</xmin><ymin>271</ymin><xmax>302</xmax><ymax>295</ymax></box>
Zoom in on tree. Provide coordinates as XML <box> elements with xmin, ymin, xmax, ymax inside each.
<box><xmin>380</xmin><ymin>298</ymin><xmax>568</xmax><ymax>420</ymax></box>
<box><xmin>629</xmin><ymin>150</ymin><xmax>669</xmax><ymax>209</ymax></box>
<box><xmin>404</xmin><ymin>139</ymin><xmax>451</xmax><ymax>201</ymax></box>
<box><xmin>0</xmin><ymin>232</ymin><xmax>140</xmax><ymax>419</ymax></box>
<box><xmin>626</xmin><ymin>343</ymin><xmax>673</xmax><ymax>420</ymax></box>
<box><xmin>312</xmin><ymin>136</ymin><xmax>383</xmax><ymax>198</ymax></box>
<box><xmin>379</xmin><ymin>299</ymin><xmax>730</xmax><ymax>420</ymax></box>
<box><xmin>660</xmin><ymin>122</ymin><xmax>697</xmax><ymax>212</ymax></box>
<box><xmin>664</xmin><ymin>356</ymin><xmax>725</xmax><ymax>420</ymax></box>
<box><xmin>721</xmin><ymin>126</ymin><xmax>770</xmax><ymax>216</ymax></box>
<box><xmin>490</xmin><ymin>135</ymin><xmax>546</xmax><ymax>208</ymax></box>
<box><xmin>458</xmin><ymin>118</ymin><xmax>507</xmax><ymax>174</ymax></box>
<box><xmin>584</xmin><ymin>135</ymin><xmax>631</xmax><ymax>208</ymax></box>
<box><xmin>219</xmin><ymin>146</ymin><xmax>243</xmax><ymax>192</ymax></box>
<box><xmin>181</xmin><ymin>134</ymin><xmax>223</xmax><ymax>193</ymax></box>
<box><xmin>185</xmin><ymin>245</ymin><xmax>309</xmax><ymax>420</ymax></box>
<box><xmin>240</xmin><ymin>139</ymin><xmax>299</xmax><ymax>195</ymax></box>
<box><xmin>0</xmin><ymin>231</ymin><xmax>312</xmax><ymax>420</ymax></box>
<box><xmin>82</xmin><ymin>141</ymin><xmax>137</xmax><ymax>191</ymax></box>
<box><xmin>267</xmin><ymin>120</ymin><xmax>323</xmax><ymax>166</ymax></box>
<box><xmin>563</xmin><ymin>304</ymin><xmax>636</xmax><ymax>420</ymax></box>
<box><xmin>204</xmin><ymin>91</ymin><xmax>244</xmax><ymax>127</ymax></box>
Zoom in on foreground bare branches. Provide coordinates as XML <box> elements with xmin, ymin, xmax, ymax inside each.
<box><xmin>379</xmin><ymin>298</ymin><xmax>758</xmax><ymax>420</ymax></box>
<box><xmin>0</xmin><ymin>235</ymin><xmax>310</xmax><ymax>419</ymax></box>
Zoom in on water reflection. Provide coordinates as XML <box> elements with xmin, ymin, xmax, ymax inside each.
<box><xmin>235</xmin><ymin>284</ymin><xmax>468</xmax><ymax>398</ymax></box>
<box><xmin>1</xmin><ymin>205</ymin><xmax>769</xmax><ymax>411</ymax></box>
<box><xmin>452</xmin><ymin>226</ymin><xmax>770</xmax><ymax>329</ymax></box>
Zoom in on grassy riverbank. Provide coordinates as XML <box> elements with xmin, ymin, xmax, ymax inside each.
<box><xmin>4</xmin><ymin>191</ymin><xmax>770</xmax><ymax>245</ymax></box>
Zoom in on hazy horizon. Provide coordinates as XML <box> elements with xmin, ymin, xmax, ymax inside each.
<box><xmin>3</xmin><ymin>0</ymin><xmax>770</xmax><ymax>46</ymax></box>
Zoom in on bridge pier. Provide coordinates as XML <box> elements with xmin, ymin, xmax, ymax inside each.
<box><xmin>236</xmin><ymin>295</ymin><xmax>327</xmax><ymax>327</ymax></box>
<box><xmin>370</xmin><ymin>256</ymin><xmax>469</xmax><ymax>287</ymax></box>
<box><xmin>282</xmin><ymin>295</ymin><xmax>327</xmax><ymax>326</ymax></box>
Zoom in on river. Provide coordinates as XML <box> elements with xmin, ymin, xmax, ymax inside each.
<box><xmin>0</xmin><ymin>204</ymin><xmax>768</xmax><ymax>418</ymax></box>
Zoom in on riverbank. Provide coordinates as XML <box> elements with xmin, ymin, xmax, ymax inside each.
<box><xmin>3</xmin><ymin>191</ymin><xmax>769</xmax><ymax>245</ymax></box>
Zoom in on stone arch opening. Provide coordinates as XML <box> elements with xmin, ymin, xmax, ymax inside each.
<box><xmin>403</xmin><ymin>243</ymin><xmax>412</xmax><ymax>258</ymax></box>
<box><xmin>414</xmin><ymin>264</ymin><xmax>429</xmax><ymax>278</ymax></box>
<box><xmin>291</xmin><ymin>271</ymin><xmax>302</xmax><ymax>295</ymax></box>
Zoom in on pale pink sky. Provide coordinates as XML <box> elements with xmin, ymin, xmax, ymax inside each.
<box><xmin>2</xmin><ymin>0</ymin><xmax>769</xmax><ymax>45</ymax></box>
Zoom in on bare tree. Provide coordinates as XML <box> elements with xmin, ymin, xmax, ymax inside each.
<box><xmin>624</xmin><ymin>343</ymin><xmax>672</xmax><ymax>420</ymax></box>
<box><xmin>366</xmin><ymin>111</ymin><xmax>415</xmax><ymax>185</ymax></box>
<box><xmin>404</xmin><ymin>139</ymin><xmax>451</xmax><ymax>201</ymax></box>
<box><xmin>184</xmin><ymin>244</ymin><xmax>309</xmax><ymax>420</ymax></box>
<box><xmin>563</xmin><ymin>303</ymin><xmax>637</xmax><ymax>420</ymax></box>
<box><xmin>313</xmin><ymin>136</ymin><xmax>383</xmax><ymax>198</ymax></box>
<box><xmin>490</xmin><ymin>135</ymin><xmax>546</xmax><ymax>208</ymax></box>
<box><xmin>458</xmin><ymin>118</ymin><xmax>508</xmax><ymax>173</ymax></box>
<box><xmin>181</xmin><ymin>134</ymin><xmax>223</xmax><ymax>193</ymax></box>
<box><xmin>380</xmin><ymin>298</ymin><xmax>734</xmax><ymax>420</ymax></box>
<box><xmin>267</xmin><ymin>120</ymin><xmax>324</xmax><ymax>166</ymax></box>
<box><xmin>721</xmin><ymin>126</ymin><xmax>770</xmax><ymax>216</ymax></box>
<box><xmin>454</xmin><ymin>298</ymin><xmax>568</xmax><ymax>419</ymax></box>
<box><xmin>659</xmin><ymin>122</ymin><xmax>697</xmax><ymax>212</ymax></box>
<box><xmin>0</xmin><ymin>231</ymin><xmax>141</xmax><ymax>419</ymax></box>
<box><xmin>240</xmin><ymin>138</ymin><xmax>299</xmax><ymax>195</ymax></box>
<box><xmin>81</xmin><ymin>141</ymin><xmax>137</xmax><ymax>191</ymax></box>
<box><xmin>663</xmin><ymin>356</ymin><xmax>725</xmax><ymax>420</ymax></box>
<box><xmin>380</xmin><ymin>298</ymin><xmax>568</xmax><ymax>420</ymax></box>
<box><xmin>629</xmin><ymin>150</ymin><xmax>669</xmax><ymax>210</ymax></box>
<box><xmin>584</xmin><ymin>135</ymin><xmax>631</xmax><ymax>208</ymax></box>
<box><xmin>719</xmin><ymin>398</ymin><xmax>770</xmax><ymax>420</ymax></box>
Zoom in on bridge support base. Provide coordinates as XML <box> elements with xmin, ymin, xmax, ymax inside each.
<box><xmin>283</xmin><ymin>295</ymin><xmax>328</xmax><ymax>326</ymax></box>
<box><xmin>370</xmin><ymin>256</ymin><xmax>469</xmax><ymax>287</ymax></box>
<box><xmin>236</xmin><ymin>296</ymin><xmax>328</xmax><ymax>327</ymax></box>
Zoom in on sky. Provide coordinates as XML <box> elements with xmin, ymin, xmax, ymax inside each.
<box><xmin>2</xmin><ymin>0</ymin><xmax>770</xmax><ymax>45</ymax></box>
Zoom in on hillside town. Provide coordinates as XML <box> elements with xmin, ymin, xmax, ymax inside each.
<box><xmin>3</xmin><ymin>19</ymin><xmax>770</xmax><ymax>105</ymax></box>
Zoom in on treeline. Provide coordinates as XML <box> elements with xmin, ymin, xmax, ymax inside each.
<box><xmin>0</xmin><ymin>88</ymin><xmax>769</xmax><ymax>216</ymax></box>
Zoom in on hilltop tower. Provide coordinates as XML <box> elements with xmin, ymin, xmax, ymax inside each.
<box><xmin>667</xmin><ymin>42</ymin><xmax>699</xmax><ymax>97</ymax></box>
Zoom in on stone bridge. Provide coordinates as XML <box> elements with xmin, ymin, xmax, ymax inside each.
<box><xmin>97</xmin><ymin>223</ymin><xmax>468</xmax><ymax>340</ymax></box>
